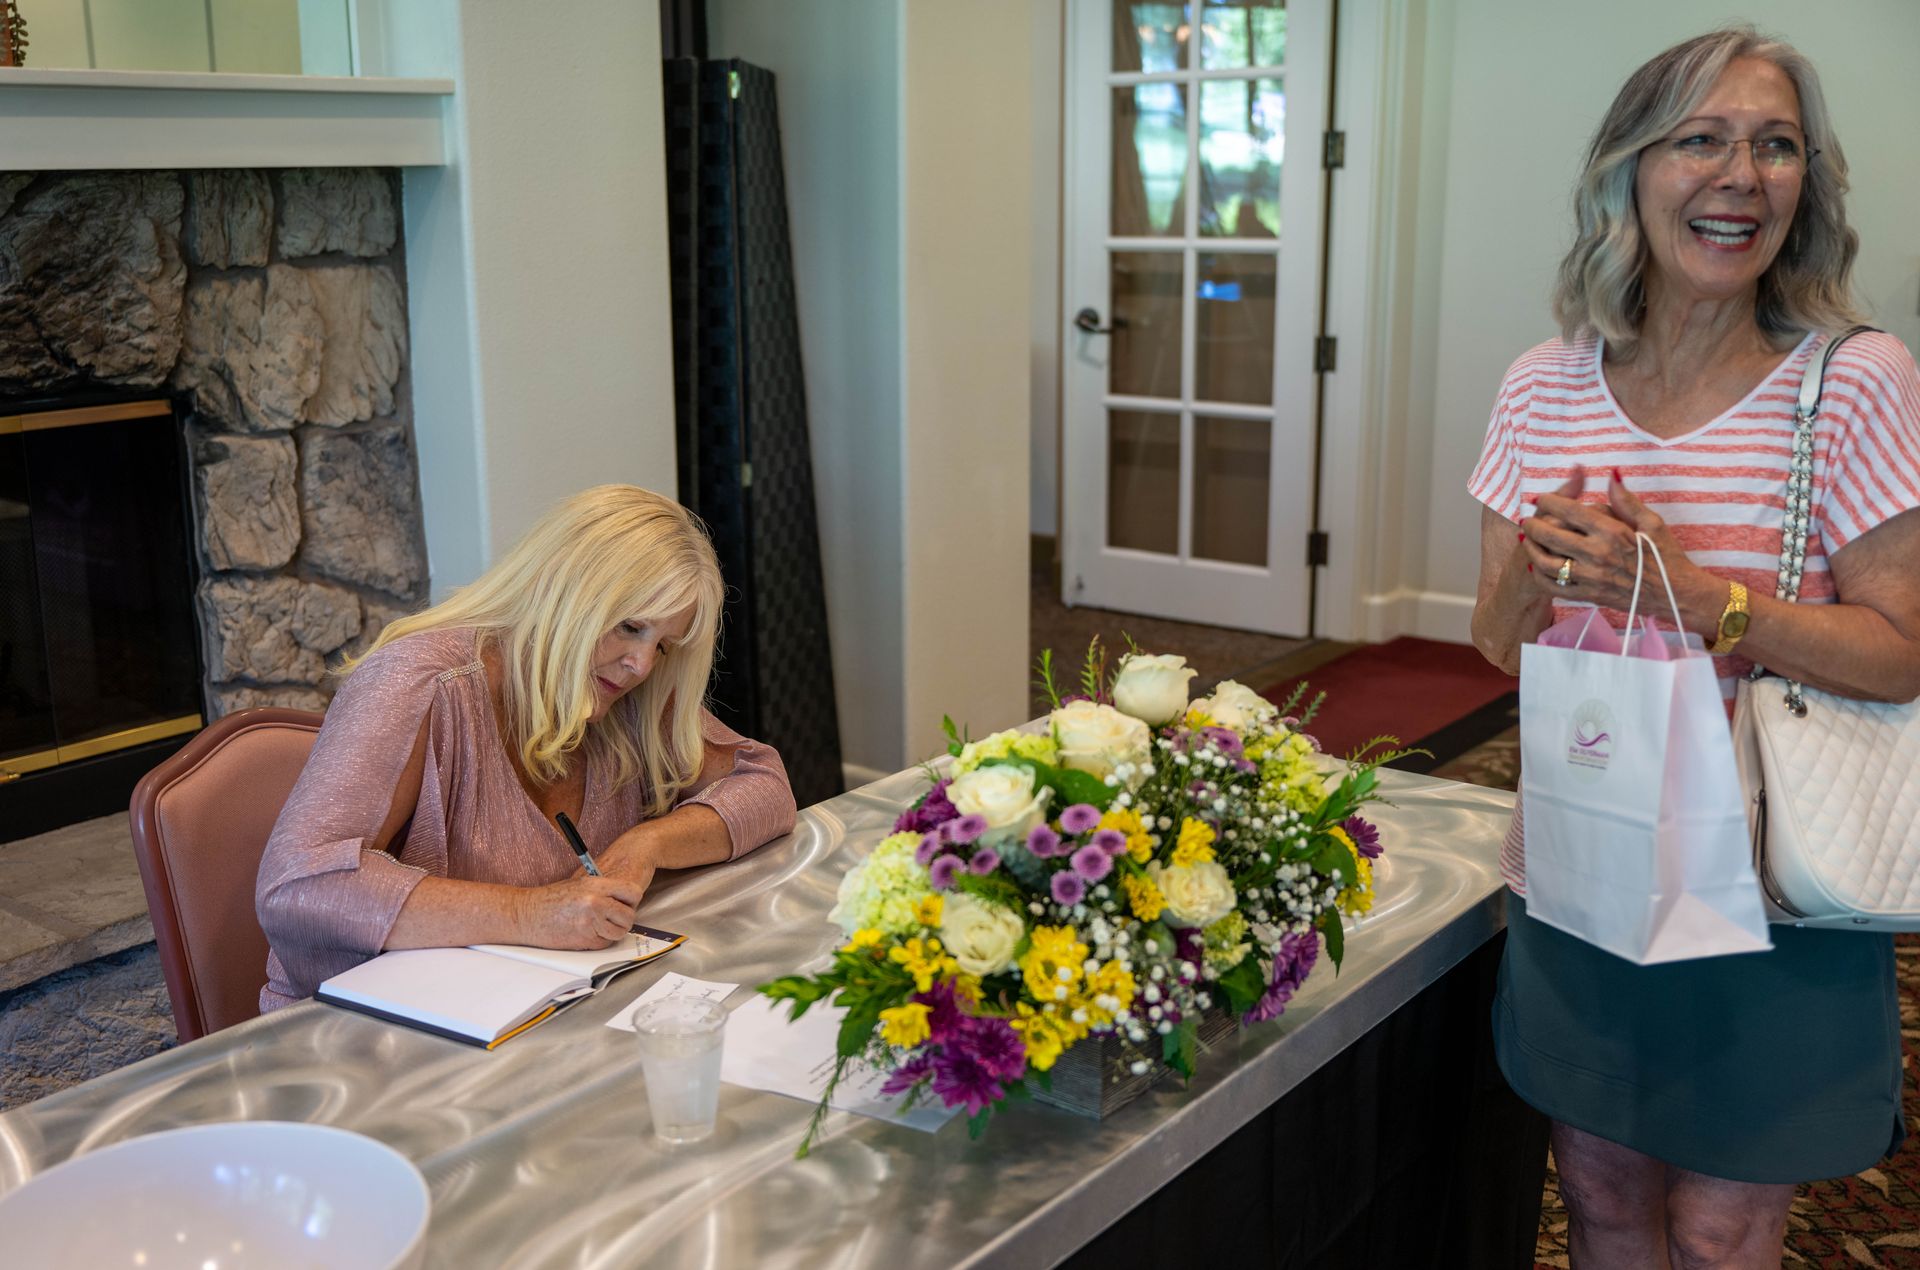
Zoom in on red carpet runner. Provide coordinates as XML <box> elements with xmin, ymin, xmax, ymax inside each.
<box><xmin>1258</xmin><ymin>637</ymin><xmax>1516</xmax><ymax>759</ymax></box>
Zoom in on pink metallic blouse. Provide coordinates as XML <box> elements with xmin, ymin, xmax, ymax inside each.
<box><xmin>255</xmin><ymin>627</ymin><xmax>796</xmax><ymax>1007</ymax></box>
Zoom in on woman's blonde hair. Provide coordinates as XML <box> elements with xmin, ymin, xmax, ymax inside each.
<box><xmin>1551</xmin><ymin>25</ymin><xmax>1867</xmax><ymax>355</ymax></box>
<box><xmin>352</xmin><ymin>485</ymin><xmax>724</xmax><ymax>816</ymax></box>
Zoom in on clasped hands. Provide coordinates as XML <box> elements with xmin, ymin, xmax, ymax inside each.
<box><xmin>1518</xmin><ymin>465</ymin><xmax>1715</xmax><ymax>633</ymax></box>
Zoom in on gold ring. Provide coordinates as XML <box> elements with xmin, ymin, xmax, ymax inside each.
<box><xmin>1555</xmin><ymin>557</ymin><xmax>1574</xmax><ymax>587</ymax></box>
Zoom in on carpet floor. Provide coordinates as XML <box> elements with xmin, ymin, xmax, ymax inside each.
<box><xmin>1402</xmin><ymin>698</ymin><xmax>1920</xmax><ymax>1269</ymax></box>
<box><xmin>1256</xmin><ymin>636</ymin><xmax>1518</xmax><ymax>761</ymax></box>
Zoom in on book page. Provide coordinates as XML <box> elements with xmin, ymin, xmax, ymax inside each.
<box><xmin>470</xmin><ymin>926</ymin><xmax>685</xmax><ymax>980</ymax></box>
<box><xmin>317</xmin><ymin>948</ymin><xmax>582</xmax><ymax>1043</ymax></box>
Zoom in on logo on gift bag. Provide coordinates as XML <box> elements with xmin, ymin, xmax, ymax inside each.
<box><xmin>1566</xmin><ymin>698</ymin><xmax>1617</xmax><ymax>779</ymax></box>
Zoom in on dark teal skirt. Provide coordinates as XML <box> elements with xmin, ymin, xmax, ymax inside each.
<box><xmin>1494</xmin><ymin>893</ymin><xmax>1905</xmax><ymax>1184</ymax></box>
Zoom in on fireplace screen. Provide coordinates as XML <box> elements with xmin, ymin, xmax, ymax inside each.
<box><xmin>1</xmin><ymin>398</ymin><xmax>202</xmax><ymax>784</ymax></box>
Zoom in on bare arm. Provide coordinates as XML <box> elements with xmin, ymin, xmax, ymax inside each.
<box><xmin>1471</xmin><ymin>500</ymin><xmax>1557</xmax><ymax>676</ymax></box>
<box><xmin>595</xmin><ymin>739</ymin><xmax>741</xmax><ymax>884</ymax></box>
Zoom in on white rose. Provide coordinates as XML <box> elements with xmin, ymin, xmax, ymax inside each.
<box><xmin>938</xmin><ymin>892</ymin><xmax>1026</xmax><ymax>976</ymax></box>
<box><xmin>1050</xmin><ymin>699</ymin><xmax>1151</xmax><ymax>784</ymax></box>
<box><xmin>946</xmin><ymin>764</ymin><xmax>1051</xmax><ymax>847</ymax></box>
<box><xmin>1192</xmin><ymin>679</ymin><xmax>1278</xmax><ymax>731</ymax></box>
<box><xmin>1111</xmin><ymin>653</ymin><xmax>1196</xmax><ymax>725</ymax></box>
<box><xmin>1149</xmin><ymin>861</ymin><xmax>1238</xmax><ymax>929</ymax></box>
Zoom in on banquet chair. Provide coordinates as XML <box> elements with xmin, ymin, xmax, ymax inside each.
<box><xmin>128</xmin><ymin>706</ymin><xmax>324</xmax><ymax>1043</ymax></box>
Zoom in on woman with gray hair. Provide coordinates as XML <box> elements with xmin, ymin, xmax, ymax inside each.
<box><xmin>1468</xmin><ymin>27</ymin><xmax>1920</xmax><ymax>1265</ymax></box>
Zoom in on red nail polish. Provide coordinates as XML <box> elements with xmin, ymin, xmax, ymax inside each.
<box><xmin>1527</xmin><ymin>564</ymin><xmax>1534</xmax><ymax>573</ymax></box>
<box><xmin>1612</xmin><ymin>467</ymin><xmax>1624</xmax><ymax>484</ymax></box>
<box><xmin>1517</xmin><ymin>531</ymin><xmax>1526</xmax><ymax>542</ymax></box>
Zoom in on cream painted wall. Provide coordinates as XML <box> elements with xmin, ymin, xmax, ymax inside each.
<box><xmin>1385</xmin><ymin>0</ymin><xmax>1920</xmax><ymax>640</ymax></box>
<box><xmin>900</xmin><ymin>0</ymin><xmax>1033</xmax><ymax>759</ymax></box>
<box><xmin>710</xmin><ymin>0</ymin><xmax>1032</xmax><ymax>772</ymax></box>
<box><xmin>1030</xmin><ymin>1</ymin><xmax>1064</xmax><ymax>540</ymax></box>
<box><xmin>370</xmin><ymin>0</ymin><xmax>679</xmax><ymax>599</ymax></box>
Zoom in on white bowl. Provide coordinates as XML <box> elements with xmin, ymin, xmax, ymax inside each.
<box><xmin>0</xmin><ymin>1121</ymin><xmax>430</xmax><ymax>1269</ymax></box>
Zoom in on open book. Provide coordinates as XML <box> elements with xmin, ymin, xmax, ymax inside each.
<box><xmin>315</xmin><ymin>924</ymin><xmax>685</xmax><ymax>1048</ymax></box>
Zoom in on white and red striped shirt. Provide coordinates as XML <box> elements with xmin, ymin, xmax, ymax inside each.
<box><xmin>1467</xmin><ymin>330</ymin><xmax>1920</xmax><ymax>894</ymax></box>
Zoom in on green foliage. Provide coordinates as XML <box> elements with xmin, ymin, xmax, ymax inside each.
<box><xmin>1161</xmin><ymin>1019</ymin><xmax>1197</xmax><ymax>1078</ymax></box>
<box><xmin>1079</xmin><ymin>636</ymin><xmax>1108</xmax><ymax>702</ymax></box>
<box><xmin>1319</xmin><ymin>907</ymin><xmax>1345</xmax><ymax>970</ymax></box>
<box><xmin>1033</xmin><ymin>648</ymin><xmax>1063</xmax><ymax>710</ymax></box>
<box><xmin>1216</xmin><ymin>954</ymin><xmax>1266</xmax><ymax>1016</ymax></box>
<box><xmin>1298</xmin><ymin>689</ymin><xmax>1327</xmax><ymax>727</ymax></box>
<box><xmin>975</xmin><ymin>755</ymin><xmax>1115</xmax><ymax>813</ymax></box>
<box><xmin>1275</xmin><ymin>680</ymin><xmax>1311</xmax><ymax>716</ymax></box>
<box><xmin>942</xmin><ymin>714</ymin><xmax>966</xmax><ymax>758</ymax></box>
<box><xmin>951</xmin><ymin>870</ymin><xmax>1027</xmax><ymax>911</ymax></box>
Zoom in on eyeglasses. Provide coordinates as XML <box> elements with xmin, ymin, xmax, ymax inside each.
<box><xmin>1653</xmin><ymin>132</ymin><xmax>1819</xmax><ymax>176</ymax></box>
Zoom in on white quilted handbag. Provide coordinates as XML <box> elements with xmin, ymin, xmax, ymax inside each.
<box><xmin>1732</xmin><ymin>326</ymin><xmax>1920</xmax><ymax>930</ymax></box>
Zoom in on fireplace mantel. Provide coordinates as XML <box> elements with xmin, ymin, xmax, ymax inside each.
<box><xmin>0</xmin><ymin>69</ymin><xmax>454</xmax><ymax>170</ymax></box>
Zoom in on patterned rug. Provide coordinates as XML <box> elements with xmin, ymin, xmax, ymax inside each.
<box><xmin>1429</xmin><ymin>723</ymin><xmax>1920</xmax><ymax>1268</ymax></box>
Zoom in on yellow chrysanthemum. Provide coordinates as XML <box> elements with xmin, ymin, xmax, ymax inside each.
<box><xmin>1182</xmin><ymin>706</ymin><xmax>1217</xmax><ymax>730</ymax></box>
<box><xmin>1336</xmin><ymin>850</ymin><xmax>1375</xmax><ymax>917</ymax></box>
<box><xmin>1172</xmin><ymin>817</ymin><xmax>1217</xmax><ymax>867</ymax></box>
<box><xmin>842</xmin><ymin>927</ymin><xmax>884</xmax><ymax>952</ymax></box>
<box><xmin>1079</xmin><ymin>961</ymin><xmax>1137</xmax><ymax>1027</ymax></box>
<box><xmin>1100</xmin><ymin>807</ymin><xmax>1155</xmax><ymax>863</ymax></box>
<box><xmin>878</xmin><ymin>1001</ymin><xmax>932</xmax><ymax>1048</ymax></box>
<box><xmin>913</xmin><ymin>894</ymin><xmax>944</xmax><ymax>927</ymax></box>
<box><xmin>1010</xmin><ymin>1003</ymin><xmax>1070</xmax><ymax>1070</ymax></box>
<box><xmin>1019</xmin><ymin>925</ymin><xmax>1088</xmax><ymax>1003</ymax></box>
<box><xmin>888</xmin><ymin>936</ymin><xmax>959</xmax><ymax>992</ymax></box>
<box><xmin>1121</xmin><ymin>872</ymin><xmax>1166</xmax><ymax>921</ymax></box>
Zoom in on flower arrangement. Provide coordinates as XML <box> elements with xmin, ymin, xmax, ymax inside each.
<box><xmin>760</xmin><ymin>640</ymin><xmax>1415</xmax><ymax>1153</ymax></box>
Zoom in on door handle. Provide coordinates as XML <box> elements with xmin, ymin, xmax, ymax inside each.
<box><xmin>1073</xmin><ymin>307</ymin><xmax>1128</xmax><ymax>335</ymax></box>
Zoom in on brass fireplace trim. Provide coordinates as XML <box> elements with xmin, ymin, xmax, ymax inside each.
<box><xmin>0</xmin><ymin>714</ymin><xmax>204</xmax><ymax>782</ymax></box>
<box><xmin>0</xmin><ymin>399</ymin><xmax>172</xmax><ymax>435</ymax></box>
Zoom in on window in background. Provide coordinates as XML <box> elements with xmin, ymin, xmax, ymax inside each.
<box><xmin>7</xmin><ymin>0</ymin><xmax>351</xmax><ymax>74</ymax></box>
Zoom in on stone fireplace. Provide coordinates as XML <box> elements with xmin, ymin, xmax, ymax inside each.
<box><xmin>0</xmin><ymin>167</ymin><xmax>429</xmax><ymax>827</ymax></box>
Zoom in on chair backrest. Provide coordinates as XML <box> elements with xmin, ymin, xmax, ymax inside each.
<box><xmin>129</xmin><ymin>707</ymin><xmax>324</xmax><ymax>1043</ymax></box>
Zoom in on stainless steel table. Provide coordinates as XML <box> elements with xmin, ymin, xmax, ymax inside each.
<box><xmin>0</xmin><ymin>765</ymin><xmax>1519</xmax><ymax>1269</ymax></box>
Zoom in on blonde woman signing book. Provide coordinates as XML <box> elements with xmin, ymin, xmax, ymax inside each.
<box><xmin>256</xmin><ymin>486</ymin><xmax>796</xmax><ymax>1009</ymax></box>
<box><xmin>1468</xmin><ymin>28</ymin><xmax>1920</xmax><ymax>1269</ymax></box>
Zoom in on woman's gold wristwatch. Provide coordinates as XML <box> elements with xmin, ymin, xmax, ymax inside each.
<box><xmin>1708</xmin><ymin>581</ymin><xmax>1750</xmax><ymax>654</ymax></box>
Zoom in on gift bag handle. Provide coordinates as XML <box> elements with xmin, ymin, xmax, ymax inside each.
<box><xmin>1621</xmin><ymin>532</ymin><xmax>1688</xmax><ymax>658</ymax></box>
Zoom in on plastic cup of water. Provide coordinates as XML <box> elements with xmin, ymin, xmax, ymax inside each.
<box><xmin>632</xmin><ymin>997</ymin><xmax>728</xmax><ymax>1144</ymax></box>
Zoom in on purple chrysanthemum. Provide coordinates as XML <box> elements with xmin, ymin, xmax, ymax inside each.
<box><xmin>915</xmin><ymin>978</ymin><xmax>969</xmax><ymax>1041</ymax></box>
<box><xmin>1243</xmin><ymin>930</ymin><xmax>1321</xmax><ymax>1025</ymax></box>
<box><xmin>1070</xmin><ymin>844</ymin><xmax>1113</xmax><ymax>883</ymax></box>
<box><xmin>967</xmin><ymin>847</ymin><xmax>1001</xmax><ymax>875</ymax></box>
<box><xmin>879</xmin><ymin>1051</ymin><xmax>935</xmax><ymax>1098</ymax></box>
<box><xmin>1059</xmin><ymin>803</ymin><xmax>1101</xmax><ymax>834</ymax></box>
<box><xmin>943</xmin><ymin>813</ymin><xmax>989</xmax><ymax>846</ymax></box>
<box><xmin>1051</xmin><ymin>870</ymin><xmax>1086</xmax><ymax>906</ymax></box>
<box><xmin>929</xmin><ymin>1048</ymin><xmax>1006</xmax><ymax>1117</ymax></box>
<box><xmin>1090</xmin><ymin>827</ymin><xmax>1128</xmax><ymax>857</ymax></box>
<box><xmin>1174</xmin><ymin>927</ymin><xmax>1205</xmax><ymax>966</ymax></box>
<box><xmin>1344</xmin><ymin>815</ymin><xmax>1382</xmax><ymax>859</ymax></box>
<box><xmin>893</xmin><ymin>780</ymin><xmax>959</xmax><ymax>834</ymax></box>
<box><xmin>915</xmin><ymin>832</ymin><xmax>943</xmax><ymax>867</ymax></box>
<box><xmin>1026</xmin><ymin>823</ymin><xmax>1063</xmax><ymax>858</ymax></box>
<box><xmin>1200</xmin><ymin>726</ymin><xmax>1243</xmax><ymax>757</ymax></box>
<box><xmin>930</xmin><ymin>855</ymin><xmax>963</xmax><ymax>890</ymax></box>
<box><xmin>956</xmin><ymin>1015</ymin><xmax>1027</xmax><ymax>1082</ymax></box>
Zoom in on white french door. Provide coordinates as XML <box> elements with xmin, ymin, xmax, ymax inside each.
<box><xmin>1061</xmin><ymin>0</ymin><xmax>1329</xmax><ymax>635</ymax></box>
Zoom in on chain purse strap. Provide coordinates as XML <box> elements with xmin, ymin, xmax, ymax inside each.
<box><xmin>1758</xmin><ymin>325</ymin><xmax>1880</xmax><ymax>716</ymax></box>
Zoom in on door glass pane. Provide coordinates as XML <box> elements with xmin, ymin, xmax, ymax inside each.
<box><xmin>1199</xmin><ymin>77</ymin><xmax>1283</xmax><ymax>238</ymax></box>
<box><xmin>1194</xmin><ymin>252</ymin><xmax>1275</xmax><ymax>404</ymax></box>
<box><xmin>1192</xmin><ymin>416</ymin><xmax>1271</xmax><ymax>565</ymax></box>
<box><xmin>1108</xmin><ymin>411</ymin><xmax>1181</xmax><ymax>555</ymax></box>
<box><xmin>1112</xmin><ymin>2</ymin><xmax>1190</xmax><ymax>73</ymax></box>
<box><xmin>1109</xmin><ymin>252</ymin><xmax>1184</xmax><ymax>399</ymax></box>
<box><xmin>1199</xmin><ymin>0</ymin><xmax>1286</xmax><ymax>70</ymax></box>
<box><xmin>1112</xmin><ymin>84</ymin><xmax>1188</xmax><ymax>237</ymax></box>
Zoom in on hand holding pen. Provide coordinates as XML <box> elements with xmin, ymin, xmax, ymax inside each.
<box><xmin>555</xmin><ymin>811</ymin><xmax>601</xmax><ymax>876</ymax></box>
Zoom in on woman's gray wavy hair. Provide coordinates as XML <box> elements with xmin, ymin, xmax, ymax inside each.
<box><xmin>1552</xmin><ymin>26</ymin><xmax>1866</xmax><ymax>354</ymax></box>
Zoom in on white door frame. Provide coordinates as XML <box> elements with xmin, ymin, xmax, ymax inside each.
<box><xmin>1060</xmin><ymin>0</ymin><xmax>1331</xmax><ymax>637</ymax></box>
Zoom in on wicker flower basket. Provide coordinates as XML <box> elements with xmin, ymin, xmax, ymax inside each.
<box><xmin>1032</xmin><ymin>1010</ymin><xmax>1238</xmax><ymax>1119</ymax></box>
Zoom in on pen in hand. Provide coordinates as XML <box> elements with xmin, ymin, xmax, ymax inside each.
<box><xmin>554</xmin><ymin>811</ymin><xmax>602</xmax><ymax>877</ymax></box>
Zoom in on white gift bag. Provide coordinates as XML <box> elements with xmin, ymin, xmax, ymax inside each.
<box><xmin>1518</xmin><ymin>535</ymin><xmax>1772</xmax><ymax>964</ymax></box>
